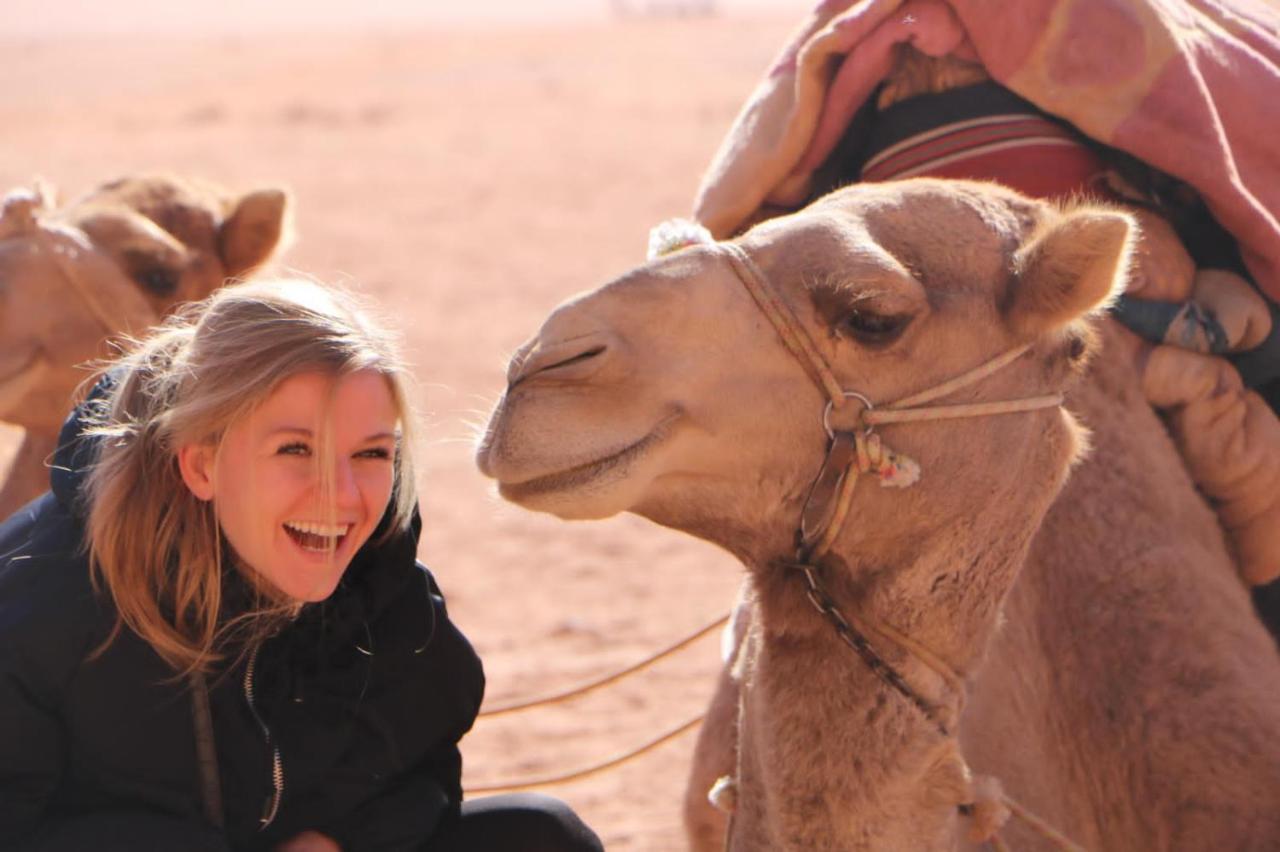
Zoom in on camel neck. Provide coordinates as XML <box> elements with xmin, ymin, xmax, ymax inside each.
<box><xmin>740</xmin><ymin>558</ymin><xmax>978</xmax><ymax>850</ymax></box>
<box><xmin>754</xmin><ymin>502</ymin><xmax>1038</xmax><ymax>676</ymax></box>
<box><xmin>864</xmin><ymin>520</ymin><xmax>1039</xmax><ymax>675</ymax></box>
<box><xmin>736</xmin><ymin>525</ymin><xmax>1037</xmax><ymax>850</ymax></box>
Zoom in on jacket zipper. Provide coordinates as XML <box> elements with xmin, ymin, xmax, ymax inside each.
<box><xmin>243</xmin><ymin>644</ymin><xmax>284</xmax><ymax>828</ymax></box>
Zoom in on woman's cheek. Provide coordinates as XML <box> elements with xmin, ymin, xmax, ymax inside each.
<box><xmin>364</xmin><ymin>466</ymin><xmax>395</xmax><ymax>507</ymax></box>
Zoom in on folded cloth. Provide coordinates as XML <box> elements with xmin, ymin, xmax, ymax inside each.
<box><xmin>694</xmin><ymin>0</ymin><xmax>1280</xmax><ymax>305</ymax></box>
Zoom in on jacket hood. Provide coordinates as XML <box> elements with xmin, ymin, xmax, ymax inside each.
<box><xmin>49</xmin><ymin>372</ymin><xmax>114</xmax><ymax>518</ymax></box>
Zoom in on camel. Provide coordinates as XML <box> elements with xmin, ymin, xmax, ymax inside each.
<box><xmin>0</xmin><ymin>175</ymin><xmax>289</xmax><ymax>521</ymax></box>
<box><xmin>477</xmin><ymin>179</ymin><xmax>1280</xmax><ymax>850</ymax></box>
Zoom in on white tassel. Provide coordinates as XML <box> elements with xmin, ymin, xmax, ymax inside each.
<box><xmin>647</xmin><ymin>218</ymin><xmax>714</xmax><ymax>260</ymax></box>
<box><xmin>708</xmin><ymin>774</ymin><xmax>738</xmax><ymax>813</ymax></box>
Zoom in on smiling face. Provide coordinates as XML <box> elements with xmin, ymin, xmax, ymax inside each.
<box><xmin>179</xmin><ymin>369</ymin><xmax>399</xmax><ymax>603</ymax></box>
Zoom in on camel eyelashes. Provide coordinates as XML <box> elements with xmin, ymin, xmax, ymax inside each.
<box><xmin>804</xmin><ymin>273</ymin><xmax>921</xmax><ymax>346</ymax></box>
<box><xmin>842</xmin><ymin>309</ymin><xmax>911</xmax><ymax>346</ymax></box>
<box><xmin>120</xmin><ymin>249</ymin><xmax>180</xmax><ymax>296</ymax></box>
<box><xmin>135</xmin><ymin>267</ymin><xmax>179</xmax><ymax>297</ymax></box>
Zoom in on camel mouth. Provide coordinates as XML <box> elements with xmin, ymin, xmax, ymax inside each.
<box><xmin>496</xmin><ymin>414</ymin><xmax>678</xmax><ymax>502</ymax></box>
<box><xmin>0</xmin><ymin>349</ymin><xmax>50</xmax><ymax>418</ymax></box>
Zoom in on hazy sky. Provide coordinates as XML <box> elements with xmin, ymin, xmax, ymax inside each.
<box><xmin>5</xmin><ymin>0</ymin><xmax>801</xmax><ymax>37</ymax></box>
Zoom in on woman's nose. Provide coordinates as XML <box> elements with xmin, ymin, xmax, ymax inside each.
<box><xmin>331</xmin><ymin>459</ymin><xmax>362</xmax><ymax>508</ymax></box>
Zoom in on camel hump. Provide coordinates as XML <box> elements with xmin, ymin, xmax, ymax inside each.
<box><xmin>1007</xmin><ymin>206</ymin><xmax>1134</xmax><ymax>338</ymax></box>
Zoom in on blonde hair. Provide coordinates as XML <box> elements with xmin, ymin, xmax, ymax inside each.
<box><xmin>83</xmin><ymin>278</ymin><xmax>419</xmax><ymax>675</ymax></box>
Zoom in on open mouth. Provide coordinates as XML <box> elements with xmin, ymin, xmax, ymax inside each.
<box><xmin>283</xmin><ymin>521</ymin><xmax>352</xmax><ymax>553</ymax></box>
<box><xmin>498</xmin><ymin>414</ymin><xmax>677</xmax><ymax>500</ymax></box>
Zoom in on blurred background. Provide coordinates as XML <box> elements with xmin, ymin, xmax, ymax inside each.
<box><xmin>0</xmin><ymin>1</ymin><xmax>801</xmax><ymax>848</ymax></box>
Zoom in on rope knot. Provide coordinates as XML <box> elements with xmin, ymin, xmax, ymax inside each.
<box><xmin>854</xmin><ymin>431</ymin><xmax>921</xmax><ymax>488</ymax></box>
<box><xmin>646</xmin><ymin>217</ymin><xmax>714</xmax><ymax>260</ymax></box>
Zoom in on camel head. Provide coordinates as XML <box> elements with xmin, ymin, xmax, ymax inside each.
<box><xmin>478</xmin><ymin>180</ymin><xmax>1132</xmax><ymax>567</ymax></box>
<box><xmin>0</xmin><ymin>174</ymin><xmax>289</xmax><ymax>435</ymax></box>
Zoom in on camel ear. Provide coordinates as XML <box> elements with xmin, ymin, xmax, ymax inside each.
<box><xmin>219</xmin><ymin>188</ymin><xmax>289</xmax><ymax>280</ymax></box>
<box><xmin>1006</xmin><ymin>208</ymin><xmax>1134</xmax><ymax>338</ymax></box>
<box><xmin>0</xmin><ymin>184</ymin><xmax>54</xmax><ymax>240</ymax></box>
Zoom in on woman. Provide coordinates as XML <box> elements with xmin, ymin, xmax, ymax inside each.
<box><xmin>0</xmin><ymin>279</ymin><xmax>602</xmax><ymax>852</ymax></box>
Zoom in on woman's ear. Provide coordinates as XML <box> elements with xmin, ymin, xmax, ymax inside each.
<box><xmin>177</xmin><ymin>443</ymin><xmax>217</xmax><ymax>501</ymax></box>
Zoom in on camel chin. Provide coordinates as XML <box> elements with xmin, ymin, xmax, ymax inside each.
<box><xmin>0</xmin><ymin>348</ymin><xmax>47</xmax><ymax>416</ymax></box>
<box><xmin>483</xmin><ymin>411</ymin><xmax>679</xmax><ymax>521</ymax></box>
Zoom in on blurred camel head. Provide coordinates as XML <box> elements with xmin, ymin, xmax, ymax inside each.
<box><xmin>0</xmin><ymin>174</ymin><xmax>289</xmax><ymax>517</ymax></box>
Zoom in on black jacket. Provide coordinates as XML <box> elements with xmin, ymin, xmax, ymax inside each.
<box><xmin>0</xmin><ymin>393</ymin><xmax>485</xmax><ymax>852</ymax></box>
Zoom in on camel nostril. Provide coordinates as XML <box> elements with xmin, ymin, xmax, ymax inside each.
<box><xmin>509</xmin><ymin>334</ymin><xmax>613</xmax><ymax>387</ymax></box>
<box><xmin>545</xmin><ymin>344</ymin><xmax>606</xmax><ymax>372</ymax></box>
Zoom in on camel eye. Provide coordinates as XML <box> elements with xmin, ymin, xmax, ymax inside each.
<box><xmin>121</xmin><ymin>249</ymin><xmax>180</xmax><ymax>297</ymax></box>
<box><xmin>135</xmin><ymin>267</ymin><xmax>179</xmax><ymax>296</ymax></box>
<box><xmin>843</xmin><ymin>310</ymin><xmax>911</xmax><ymax>346</ymax></box>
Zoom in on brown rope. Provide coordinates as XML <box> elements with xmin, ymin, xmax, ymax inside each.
<box><xmin>1002</xmin><ymin>796</ymin><xmax>1089</xmax><ymax>852</ymax></box>
<box><xmin>464</xmin><ymin>711</ymin><xmax>704</xmax><ymax>793</ymax></box>
<box><xmin>890</xmin><ymin>344</ymin><xmax>1036</xmax><ymax>407</ymax></box>
<box><xmin>478</xmin><ymin>613</ymin><xmax>729</xmax><ymax>717</ymax></box>
<box><xmin>718</xmin><ymin>242</ymin><xmax>846</xmax><ymax>404</ymax></box>
<box><xmin>867</xmin><ymin>395</ymin><xmax>1064</xmax><ymax>426</ymax></box>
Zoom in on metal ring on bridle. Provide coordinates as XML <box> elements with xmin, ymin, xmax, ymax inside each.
<box><xmin>822</xmin><ymin>391</ymin><xmax>875</xmax><ymax>439</ymax></box>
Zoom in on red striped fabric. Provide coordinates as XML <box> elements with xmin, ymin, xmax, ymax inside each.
<box><xmin>861</xmin><ymin>113</ymin><xmax>1108</xmax><ymax>201</ymax></box>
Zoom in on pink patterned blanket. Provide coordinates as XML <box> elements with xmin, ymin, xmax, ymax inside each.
<box><xmin>694</xmin><ymin>0</ymin><xmax>1280</xmax><ymax>301</ymax></box>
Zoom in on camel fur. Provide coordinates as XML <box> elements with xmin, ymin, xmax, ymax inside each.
<box><xmin>0</xmin><ymin>174</ymin><xmax>289</xmax><ymax>520</ymax></box>
<box><xmin>477</xmin><ymin>179</ymin><xmax>1280</xmax><ymax>850</ymax></box>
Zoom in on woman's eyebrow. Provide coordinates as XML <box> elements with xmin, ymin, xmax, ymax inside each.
<box><xmin>265</xmin><ymin>426</ymin><xmax>313</xmax><ymax>438</ymax></box>
<box><xmin>264</xmin><ymin>426</ymin><xmax>397</xmax><ymax>442</ymax></box>
<box><xmin>263</xmin><ymin>427</ymin><xmax>394</xmax><ymax>440</ymax></box>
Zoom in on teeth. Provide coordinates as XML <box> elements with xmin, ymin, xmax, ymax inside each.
<box><xmin>284</xmin><ymin>521</ymin><xmax>352</xmax><ymax>537</ymax></box>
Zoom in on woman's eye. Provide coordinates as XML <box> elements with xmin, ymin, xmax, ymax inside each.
<box><xmin>356</xmin><ymin>447</ymin><xmax>392</xmax><ymax>460</ymax></box>
<box><xmin>278</xmin><ymin>442</ymin><xmax>310</xmax><ymax>456</ymax></box>
<box><xmin>844</xmin><ymin>310</ymin><xmax>911</xmax><ymax>346</ymax></box>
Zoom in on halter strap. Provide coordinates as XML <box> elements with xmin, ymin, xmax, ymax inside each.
<box><xmin>711</xmin><ymin>237</ymin><xmax>1088</xmax><ymax>852</ymax></box>
<box><xmin>28</xmin><ymin>224</ymin><xmax>160</xmax><ymax>336</ymax></box>
<box><xmin>714</xmin><ymin>239</ymin><xmax>1065</xmax><ymax>715</ymax></box>
<box><xmin>718</xmin><ymin>241</ymin><xmax>846</xmax><ymax>404</ymax></box>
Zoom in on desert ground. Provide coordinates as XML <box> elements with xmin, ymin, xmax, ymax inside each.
<box><xmin>0</xmin><ymin>8</ymin><xmax>801</xmax><ymax>850</ymax></box>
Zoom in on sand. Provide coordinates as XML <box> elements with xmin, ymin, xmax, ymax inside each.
<box><xmin>0</xmin><ymin>12</ymin><xmax>796</xmax><ymax>850</ymax></box>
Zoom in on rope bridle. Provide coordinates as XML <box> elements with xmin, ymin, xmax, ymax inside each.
<box><xmin>27</xmin><ymin>224</ymin><xmax>160</xmax><ymax>337</ymax></box>
<box><xmin>1</xmin><ymin>189</ymin><xmax>159</xmax><ymax>339</ymax></box>
<box><xmin>718</xmin><ymin>241</ymin><xmax>1086</xmax><ymax>851</ymax></box>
